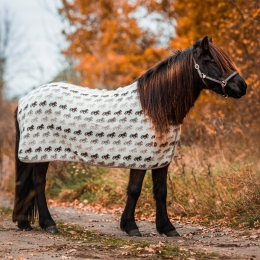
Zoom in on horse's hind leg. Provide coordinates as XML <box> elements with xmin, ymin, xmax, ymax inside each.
<box><xmin>120</xmin><ymin>169</ymin><xmax>146</xmax><ymax>236</ymax></box>
<box><xmin>152</xmin><ymin>165</ymin><xmax>179</xmax><ymax>237</ymax></box>
<box><xmin>33</xmin><ymin>162</ymin><xmax>58</xmax><ymax>233</ymax></box>
<box><xmin>13</xmin><ymin>162</ymin><xmax>35</xmax><ymax>231</ymax></box>
<box><xmin>13</xmin><ymin>107</ymin><xmax>36</xmax><ymax>230</ymax></box>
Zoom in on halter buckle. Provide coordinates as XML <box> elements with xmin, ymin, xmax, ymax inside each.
<box><xmin>194</xmin><ymin>64</ymin><xmax>199</xmax><ymax>70</ymax></box>
<box><xmin>222</xmin><ymin>81</ymin><xmax>228</xmax><ymax>98</ymax></box>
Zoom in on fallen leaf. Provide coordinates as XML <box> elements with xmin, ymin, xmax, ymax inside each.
<box><xmin>119</xmin><ymin>245</ymin><xmax>132</xmax><ymax>249</ymax></box>
<box><xmin>67</xmin><ymin>249</ymin><xmax>76</xmax><ymax>253</ymax></box>
<box><xmin>144</xmin><ymin>246</ymin><xmax>155</xmax><ymax>253</ymax></box>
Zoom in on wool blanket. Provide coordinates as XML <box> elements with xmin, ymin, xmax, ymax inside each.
<box><xmin>17</xmin><ymin>82</ymin><xmax>181</xmax><ymax>169</ymax></box>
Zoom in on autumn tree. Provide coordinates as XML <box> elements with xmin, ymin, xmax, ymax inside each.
<box><xmin>60</xmin><ymin>0</ymin><xmax>169</xmax><ymax>89</ymax></box>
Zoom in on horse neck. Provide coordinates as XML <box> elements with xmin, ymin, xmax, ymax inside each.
<box><xmin>137</xmin><ymin>50</ymin><xmax>200</xmax><ymax>130</ymax></box>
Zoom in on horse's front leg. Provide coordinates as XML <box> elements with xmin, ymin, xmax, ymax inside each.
<box><xmin>120</xmin><ymin>169</ymin><xmax>146</xmax><ymax>236</ymax></box>
<box><xmin>33</xmin><ymin>162</ymin><xmax>58</xmax><ymax>233</ymax></box>
<box><xmin>152</xmin><ymin>165</ymin><xmax>179</xmax><ymax>237</ymax></box>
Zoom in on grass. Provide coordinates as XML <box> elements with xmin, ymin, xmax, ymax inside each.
<box><xmin>0</xmin><ymin>206</ymin><xmax>12</xmax><ymax>216</ymax></box>
<box><xmin>0</xmin><ymin>207</ymin><xmax>12</xmax><ymax>225</ymax></box>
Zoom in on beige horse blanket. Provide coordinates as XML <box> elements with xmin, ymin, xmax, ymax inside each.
<box><xmin>17</xmin><ymin>82</ymin><xmax>181</xmax><ymax>169</ymax></box>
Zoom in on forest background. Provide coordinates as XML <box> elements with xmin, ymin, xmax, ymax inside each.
<box><xmin>0</xmin><ymin>0</ymin><xmax>259</xmax><ymax>226</ymax></box>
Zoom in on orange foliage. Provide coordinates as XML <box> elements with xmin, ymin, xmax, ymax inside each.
<box><xmin>60</xmin><ymin>0</ymin><xmax>169</xmax><ymax>89</ymax></box>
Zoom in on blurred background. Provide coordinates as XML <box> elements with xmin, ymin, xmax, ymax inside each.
<box><xmin>0</xmin><ymin>0</ymin><xmax>259</xmax><ymax>225</ymax></box>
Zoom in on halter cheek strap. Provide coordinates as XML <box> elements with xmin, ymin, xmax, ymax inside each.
<box><xmin>193</xmin><ymin>59</ymin><xmax>238</xmax><ymax>98</ymax></box>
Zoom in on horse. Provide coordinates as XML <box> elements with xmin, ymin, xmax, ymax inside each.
<box><xmin>12</xmin><ymin>36</ymin><xmax>247</xmax><ymax>237</ymax></box>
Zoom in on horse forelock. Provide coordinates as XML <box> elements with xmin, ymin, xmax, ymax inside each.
<box><xmin>209</xmin><ymin>42</ymin><xmax>238</xmax><ymax>73</ymax></box>
<box><xmin>136</xmin><ymin>48</ymin><xmax>196</xmax><ymax>138</ymax></box>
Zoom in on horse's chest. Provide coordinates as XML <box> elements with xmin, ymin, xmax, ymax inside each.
<box><xmin>17</xmin><ymin>82</ymin><xmax>181</xmax><ymax>169</ymax></box>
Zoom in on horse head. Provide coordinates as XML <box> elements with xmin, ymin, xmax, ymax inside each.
<box><xmin>193</xmin><ymin>36</ymin><xmax>247</xmax><ymax>99</ymax></box>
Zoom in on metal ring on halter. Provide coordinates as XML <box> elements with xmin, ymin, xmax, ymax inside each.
<box><xmin>222</xmin><ymin>94</ymin><xmax>228</xmax><ymax>98</ymax></box>
<box><xmin>221</xmin><ymin>81</ymin><xmax>228</xmax><ymax>98</ymax></box>
<box><xmin>222</xmin><ymin>92</ymin><xmax>228</xmax><ymax>98</ymax></box>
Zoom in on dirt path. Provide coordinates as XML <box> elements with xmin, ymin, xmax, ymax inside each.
<box><xmin>1</xmin><ymin>191</ymin><xmax>260</xmax><ymax>259</ymax></box>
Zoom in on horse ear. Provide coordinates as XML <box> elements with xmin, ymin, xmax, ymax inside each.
<box><xmin>209</xmin><ymin>37</ymin><xmax>213</xmax><ymax>43</ymax></box>
<box><xmin>200</xmin><ymin>36</ymin><xmax>210</xmax><ymax>52</ymax></box>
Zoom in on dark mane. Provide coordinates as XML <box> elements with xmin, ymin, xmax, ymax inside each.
<box><xmin>209</xmin><ymin>42</ymin><xmax>238</xmax><ymax>73</ymax></box>
<box><xmin>136</xmin><ymin>48</ymin><xmax>197</xmax><ymax>138</ymax></box>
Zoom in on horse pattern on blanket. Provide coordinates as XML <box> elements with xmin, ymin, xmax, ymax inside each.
<box><xmin>17</xmin><ymin>82</ymin><xmax>181</xmax><ymax>169</ymax></box>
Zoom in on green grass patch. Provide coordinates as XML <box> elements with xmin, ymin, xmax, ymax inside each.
<box><xmin>0</xmin><ymin>206</ymin><xmax>12</xmax><ymax>215</ymax></box>
<box><xmin>230</xmin><ymin>216</ymin><xmax>260</xmax><ymax>229</ymax></box>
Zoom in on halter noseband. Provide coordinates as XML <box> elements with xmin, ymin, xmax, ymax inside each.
<box><xmin>193</xmin><ymin>58</ymin><xmax>238</xmax><ymax>98</ymax></box>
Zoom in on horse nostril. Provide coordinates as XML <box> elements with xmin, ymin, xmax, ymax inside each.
<box><xmin>242</xmin><ymin>80</ymin><xmax>247</xmax><ymax>89</ymax></box>
<box><xmin>240</xmin><ymin>82</ymin><xmax>247</xmax><ymax>96</ymax></box>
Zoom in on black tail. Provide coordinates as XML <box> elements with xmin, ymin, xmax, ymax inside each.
<box><xmin>12</xmin><ymin>107</ymin><xmax>37</xmax><ymax>223</ymax></box>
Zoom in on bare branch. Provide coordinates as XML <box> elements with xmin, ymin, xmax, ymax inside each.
<box><xmin>228</xmin><ymin>0</ymin><xmax>260</xmax><ymax>24</ymax></box>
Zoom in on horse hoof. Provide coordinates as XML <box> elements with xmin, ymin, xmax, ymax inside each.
<box><xmin>45</xmin><ymin>225</ymin><xmax>59</xmax><ymax>234</ymax></box>
<box><xmin>128</xmin><ymin>229</ymin><xmax>142</xmax><ymax>237</ymax></box>
<box><xmin>18</xmin><ymin>222</ymin><xmax>33</xmax><ymax>231</ymax></box>
<box><xmin>166</xmin><ymin>229</ymin><xmax>180</xmax><ymax>237</ymax></box>
<box><xmin>19</xmin><ymin>226</ymin><xmax>33</xmax><ymax>231</ymax></box>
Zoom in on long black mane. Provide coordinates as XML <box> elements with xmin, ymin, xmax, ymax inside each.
<box><xmin>136</xmin><ymin>47</ymin><xmax>197</xmax><ymax>137</ymax></box>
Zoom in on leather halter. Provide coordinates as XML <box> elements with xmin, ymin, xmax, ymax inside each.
<box><xmin>193</xmin><ymin>58</ymin><xmax>238</xmax><ymax>98</ymax></box>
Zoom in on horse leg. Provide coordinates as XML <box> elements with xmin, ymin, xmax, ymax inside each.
<box><xmin>32</xmin><ymin>162</ymin><xmax>58</xmax><ymax>233</ymax></box>
<box><xmin>13</xmin><ymin>107</ymin><xmax>36</xmax><ymax>230</ymax></box>
<box><xmin>120</xmin><ymin>169</ymin><xmax>146</xmax><ymax>236</ymax></box>
<box><xmin>13</xmin><ymin>162</ymin><xmax>35</xmax><ymax>231</ymax></box>
<box><xmin>152</xmin><ymin>165</ymin><xmax>179</xmax><ymax>237</ymax></box>
<box><xmin>13</xmin><ymin>108</ymin><xmax>36</xmax><ymax>230</ymax></box>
